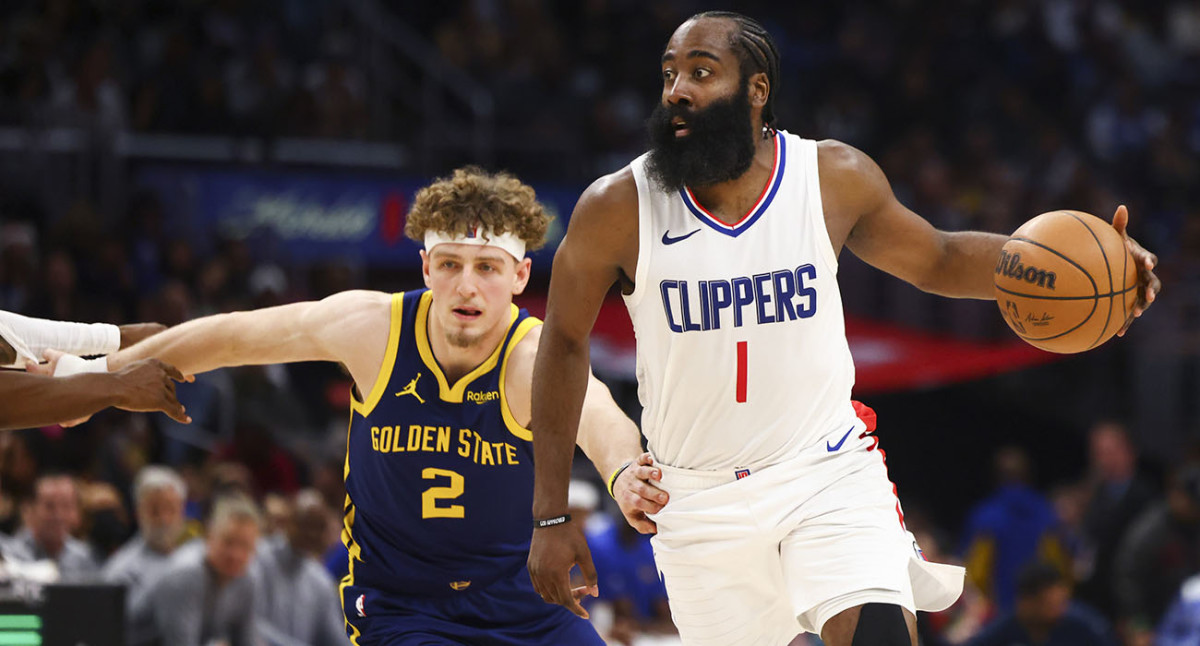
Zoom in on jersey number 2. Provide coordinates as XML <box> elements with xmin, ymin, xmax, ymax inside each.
<box><xmin>421</xmin><ymin>468</ymin><xmax>465</xmax><ymax>518</ymax></box>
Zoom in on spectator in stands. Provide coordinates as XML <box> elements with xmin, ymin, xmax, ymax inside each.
<box><xmin>1156</xmin><ymin>574</ymin><xmax>1200</xmax><ymax>646</ymax></box>
<box><xmin>967</xmin><ymin>561</ymin><xmax>1116</xmax><ymax>646</ymax></box>
<box><xmin>102</xmin><ymin>466</ymin><xmax>187</xmax><ymax>603</ymax></box>
<box><xmin>80</xmin><ymin>479</ymin><xmax>132</xmax><ymax>559</ymax></box>
<box><xmin>252</xmin><ymin>489</ymin><xmax>344</xmax><ymax>646</ymax></box>
<box><xmin>1113</xmin><ymin>465</ymin><xmax>1200</xmax><ymax>644</ymax></box>
<box><xmin>260</xmin><ymin>492</ymin><xmax>291</xmax><ymax>539</ymax></box>
<box><xmin>130</xmin><ymin>494</ymin><xmax>260</xmax><ymax>646</ymax></box>
<box><xmin>1051</xmin><ymin>482</ymin><xmax>1089</xmax><ymax>582</ymax></box>
<box><xmin>1077</xmin><ymin>421</ymin><xmax>1157</xmax><ymax>618</ymax></box>
<box><xmin>2</xmin><ymin>473</ymin><xmax>98</xmax><ymax>580</ymax></box>
<box><xmin>962</xmin><ymin>446</ymin><xmax>1070</xmax><ymax>613</ymax></box>
<box><xmin>50</xmin><ymin>36</ymin><xmax>126</xmax><ymax>131</ymax></box>
<box><xmin>0</xmin><ymin>430</ymin><xmax>43</xmax><ymax>534</ymax></box>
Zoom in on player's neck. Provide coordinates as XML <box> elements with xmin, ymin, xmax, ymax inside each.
<box><xmin>426</xmin><ymin>314</ymin><xmax>509</xmax><ymax>383</ymax></box>
<box><xmin>686</xmin><ymin>133</ymin><xmax>777</xmax><ymax>225</ymax></box>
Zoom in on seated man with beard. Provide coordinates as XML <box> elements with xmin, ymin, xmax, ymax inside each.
<box><xmin>131</xmin><ymin>495</ymin><xmax>261</xmax><ymax>646</ymax></box>
<box><xmin>103</xmin><ymin>465</ymin><xmax>189</xmax><ymax>643</ymax></box>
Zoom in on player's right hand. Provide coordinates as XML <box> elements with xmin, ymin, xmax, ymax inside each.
<box><xmin>1112</xmin><ymin>205</ymin><xmax>1161</xmax><ymax>336</ymax></box>
<box><xmin>528</xmin><ymin>520</ymin><xmax>598</xmax><ymax>619</ymax></box>
<box><xmin>111</xmin><ymin>358</ymin><xmax>192</xmax><ymax>424</ymax></box>
<box><xmin>613</xmin><ymin>452</ymin><xmax>669</xmax><ymax>534</ymax></box>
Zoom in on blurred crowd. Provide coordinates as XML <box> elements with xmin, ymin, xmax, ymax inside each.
<box><xmin>0</xmin><ymin>0</ymin><xmax>369</xmax><ymax>138</ymax></box>
<box><xmin>11</xmin><ymin>403</ymin><xmax>1200</xmax><ymax>645</ymax></box>
<box><xmin>407</xmin><ymin>0</ymin><xmax>1200</xmax><ymax>265</ymax></box>
<box><xmin>0</xmin><ymin>1</ymin><xmax>1200</xmax><ymax>645</ymax></box>
<box><xmin>0</xmin><ymin>0</ymin><xmax>1198</xmax><ymax>256</ymax></box>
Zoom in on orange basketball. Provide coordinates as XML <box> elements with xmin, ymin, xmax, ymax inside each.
<box><xmin>993</xmin><ymin>210</ymin><xmax>1138</xmax><ymax>354</ymax></box>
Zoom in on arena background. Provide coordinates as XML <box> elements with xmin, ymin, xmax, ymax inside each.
<box><xmin>0</xmin><ymin>1</ymin><xmax>1197</xmax><ymax>644</ymax></box>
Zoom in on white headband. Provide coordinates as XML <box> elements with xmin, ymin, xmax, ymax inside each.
<box><xmin>424</xmin><ymin>228</ymin><xmax>526</xmax><ymax>261</ymax></box>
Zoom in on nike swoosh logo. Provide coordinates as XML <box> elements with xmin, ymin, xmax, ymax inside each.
<box><xmin>826</xmin><ymin>426</ymin><xmax>854</xmax><ymax>452</ymax></box>
<box><xmin>662</xmin><ymin>229</ymin><xmax>701</xmax><ymax>245</ymax></box>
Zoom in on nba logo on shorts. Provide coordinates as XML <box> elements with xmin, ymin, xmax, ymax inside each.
<box><xmin>356</xmin><ymin>594</ymin><xmax>367</xmax><ymax>617</ymax></box>
<box><xmin>735</xmin><ymin>469</ymin><xmax>751</xmax><ymax>480</ymax></box>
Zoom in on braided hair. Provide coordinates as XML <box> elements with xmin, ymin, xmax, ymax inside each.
<box><xmin>691</xmin><ymin>11</ymin><xmax>781</xmax><ymax>137</ymax></box>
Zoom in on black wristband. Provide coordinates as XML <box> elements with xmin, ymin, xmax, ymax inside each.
<box><xmin>532</xmin><ymin>514</ymin><xmax>572</xmax><ymax>529</ymax></box>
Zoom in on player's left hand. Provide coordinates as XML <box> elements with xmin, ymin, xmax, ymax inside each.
<box><xmin>613</xmin><ymin>452</ymin><xmax>668</xmax><ymax>534</ymax></box>
<box><xmin>1112</xmin><ymin>205</ymin><xmax>1161</xmax><ymax>337</ymax></box>
<box><xmin>528</xmin><ymin>520</ymin><xmax>598</xmax><ymax>619</ymax></box>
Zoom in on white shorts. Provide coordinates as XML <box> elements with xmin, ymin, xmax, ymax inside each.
<box><xmin>647</xmin><ymin>429</ymin><xmax>964</xmax><ymax>645</ymax></box>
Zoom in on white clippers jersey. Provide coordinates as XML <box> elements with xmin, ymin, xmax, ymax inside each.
<box><xmin>624</xmin><ymin>131</ymin><xmax>862</xmax><ymax>470</ymax></box>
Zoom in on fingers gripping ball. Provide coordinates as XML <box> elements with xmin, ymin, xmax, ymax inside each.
<box><xmin>994</xmin><ymin>210</ymin><xmax>1138</xmax><ymax>354</ymax></box>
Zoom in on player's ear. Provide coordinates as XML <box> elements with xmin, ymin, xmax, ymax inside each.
<box><xmin>749</xmin><ymin>71</ymin><xmax>768</xmax><ymax>109</ymax></box>
<box><xmin>419</xmin><ymin>250</ymin><xmax>433</xmax><ymax>288</ymax></box>
<box><xmin>512</xmin><ymin>257</ymin><xmax>532</xmax><ymax>295</ymax></box>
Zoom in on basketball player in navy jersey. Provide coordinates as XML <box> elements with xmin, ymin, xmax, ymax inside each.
<box><xmin>100</xmin><ymin>167</ymin><xmax>667</xmax><ymax>645</ymax></box>
<box><xmin>528</xmin><ymin>11</ymin><xmax>1161</xmax><ymax>646</ymax></box>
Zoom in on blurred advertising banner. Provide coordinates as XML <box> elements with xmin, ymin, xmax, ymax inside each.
<box><xmin>842</xmin><ymin>317</ymin><xmax>1058</xmax><ymax>393</ymax></box>
<box><xmin>134</xmin><ymin>165</ymin><xmax>574</xmax><ymax>266</ymax></box>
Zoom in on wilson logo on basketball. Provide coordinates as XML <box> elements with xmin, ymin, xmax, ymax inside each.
<box><xmin>995</xmin><ymin>250</ymin><xmax>1057</xmax><ymax>290</ymax></box>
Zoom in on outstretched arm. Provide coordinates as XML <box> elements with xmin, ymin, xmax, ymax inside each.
<box><xmin>107</xmin><ymin>290</ymin><xmax>393</xmax><ymax>396</ymax></box>
<box><xmin>0</xmin><ymin>311</ymin><xmax>163</xmax><ymax>368</ymax></box>
<box><xmin>507</xmin><ymin>325</ymin><xmax>667</xmax><ymax>537</ymax></box>
<box><xmin>0</xmin><ymin>310</ymin><xmax>122</xmax><ymax>367</ymax></box>
<box><xmin>820</xmin><ymin>141</ymin><xmax>1159</xmax><ymax>321</ymax></box>
<box><xmin>819</xmin><ymin>140</ymin><xmax>1007</xmax><ymax>299</ymax></box>
<box><xmin>528</xmin><ymin>168</ymin><xmax>639</xmax><ymax>618</ymax></box>
<box><xmin>0</xmin><ymin>360</ymin><xmax>189</xmax><ymax>430</ymax></box>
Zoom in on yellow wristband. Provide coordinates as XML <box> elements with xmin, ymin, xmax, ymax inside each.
<box><xmin>607</xmin><ymin>460</ymin><xmax>633</xmax><ymax>498</ymax></box>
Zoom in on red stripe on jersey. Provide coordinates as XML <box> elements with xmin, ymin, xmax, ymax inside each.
<box><xmin>853</xmin><ymin>401</ymin><xmax>905</xmax><ymax>529</ymax></box>
<box><xmin>736</xmin><ymin>341</ymin><xmax>747</xmax><ymax>403</ymax></box>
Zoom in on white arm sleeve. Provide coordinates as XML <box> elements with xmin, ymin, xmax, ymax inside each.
<box><xmin>0</xmin><ymin>310</ymin><xmax>120</xmax><ymax>368</ymax></box>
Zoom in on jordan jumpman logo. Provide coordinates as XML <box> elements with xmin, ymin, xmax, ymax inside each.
<box><xmin>395</xmin><ymin>373</ymin><xmax>425</xmax><ymax>404</ymax></box>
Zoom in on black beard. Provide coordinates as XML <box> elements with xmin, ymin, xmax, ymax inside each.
<box><xmin>645</xmin><ymin>81</ymin><xmax>757</xmax><ymax>193</ymax></box>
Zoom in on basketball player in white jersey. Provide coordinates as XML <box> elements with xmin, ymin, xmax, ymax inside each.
<box><xmin>527</xmin><ymin>11</ymin><xmax>1161</xmax><ymax>646</ymax></box>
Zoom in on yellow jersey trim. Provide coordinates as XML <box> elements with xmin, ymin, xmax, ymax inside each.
<box><xmin>415</xmin><ymin>290</ymin><xmax>519</xmax><ymax>402</ymax></box>
<box><xmin>499</xmin><ymin>317</ymin><xmax>541</xmax><ymax>442</ymax></box>
<box><xmin>349</xmin><ymin>293</ymin><xmax>404</xmax><ymax>417</ymax></box>
<box><xmin>340</xmin><ymin>573</ymin><xmax>362</xmax><ymax>646</ymax></box>
<box><xmin>339</xmin><ymin>409</ymin><xmax>363</xmax><ymax>645</ymax></box>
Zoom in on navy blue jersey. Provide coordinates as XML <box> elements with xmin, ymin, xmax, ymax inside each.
<box><xmin>340</xmin><ymin>290</ymin><xmax>541</xmax><ymax>600</ymax></box>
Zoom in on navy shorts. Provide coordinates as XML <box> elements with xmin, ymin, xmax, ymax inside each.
<box><xmin>342</xmin><ymin>566</ymin><xmax>605</xmax><ymax>646</ymax></box>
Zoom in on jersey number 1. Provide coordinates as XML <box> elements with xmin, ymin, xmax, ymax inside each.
<box><xmin>421</xmin><ymin>468</ymin><xmax>465</xmax><ymax>518</ymax></box>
